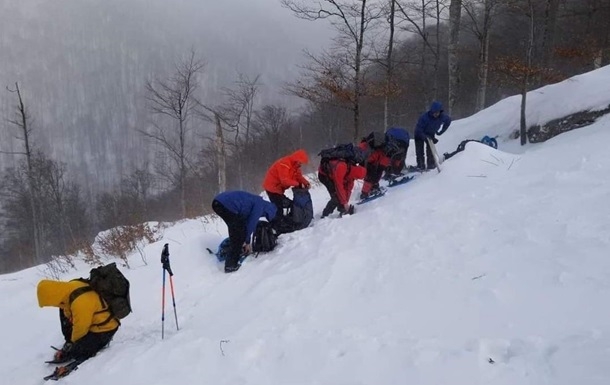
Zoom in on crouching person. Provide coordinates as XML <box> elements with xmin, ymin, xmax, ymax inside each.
<box><xmin>212</xmin><ymin>191</ymin><xmax>277</xmax><ymax>273</ymax></box>
<box><xmin>37</xmin><ymin>279</ymin><xmax>119</xmax><ymax>366</ymax></box>
<box><xmin>318</xmin><ymin>158</ymin><xmax>367</xmax><ymax>218</ymax></box>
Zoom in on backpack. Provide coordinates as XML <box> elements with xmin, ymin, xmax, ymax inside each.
<box><xmin>70</xmin><ymin>263</ymin><xmax>132</xmax><ymax>322</ymax></box>
<box><xmin>252</xmin><ymin>220</ymin><xmax>278</xmax><ymax>252</ymax></box>
<box><xmin>273</xmin><ymin>187</ymin><xmax>314</xmax><ymax>235</ymax></box>
<box><xmin>318</xmin><ymin>143</ymin><xmax>366</xmax><ymax>165</ymax></box>
<box><xmin>480</xmin><ymin>135</ymin><xmax>498</xmax><ymax>149</ymax></box>
<box><xmin>215</xmin><ymin>237</ymin><xmax>232</xmax><ymax>262</ymax></box>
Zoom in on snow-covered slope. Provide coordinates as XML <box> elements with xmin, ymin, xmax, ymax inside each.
<box><xmin>1</xmin><ymin>67</ymin><xmax>610</xmax><ymax>385</ymax></box>
<box><xmin>439</xmin><ymin>64</ymin><xmax>610</xmax><ymax>155</ymax></box>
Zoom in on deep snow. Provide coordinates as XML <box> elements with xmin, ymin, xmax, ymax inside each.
<box><xmin>2</xmin><ymin>66</ymin><xmax>610</xmax><ymax>385</ymax></box>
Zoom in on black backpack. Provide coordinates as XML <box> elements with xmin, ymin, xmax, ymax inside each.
<box><xmin>70</xmin><ymin>263</ymin><xmax>132</xmax><ymax>322</ymax></box>
<box><xmin>318</xmin><ymin>143</ymin><xmax>366</xmax><ymax>165</ymax></box>
<box><xmin>273</xmin><ymin>188</ymin><xmax>314</xmax><ymax>235</ymax></box>
<box><xmin>252</xmin><ymin>221</ymin><xmax>278</xmax><ymax>252</ymax></box>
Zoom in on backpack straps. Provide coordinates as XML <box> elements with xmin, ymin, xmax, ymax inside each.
<box><xmin>68</xmin><ymin>285</ymin><xmax>119</xmax><ymax>327</ymax></box>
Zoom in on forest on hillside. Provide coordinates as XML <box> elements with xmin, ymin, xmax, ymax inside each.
<box><xmin>1</xmin><ymin>0</ymin><xmax>608</xmax><ymax>272</ymax></box>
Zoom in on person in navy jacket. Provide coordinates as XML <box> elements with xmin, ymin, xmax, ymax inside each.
<box><xmin>414</xmin><ymin>101</ymin><xmax>451</xmax><ymax>170</ymax></box>
<box><xmin>212</xmin><ymin>191</ymin><xmax>277</xmax><ymax>273</ymax></box>
<box><xmin>384</xmin><ymin>127</ymin><xmax>410</xmax><ymax>175</ymax></box>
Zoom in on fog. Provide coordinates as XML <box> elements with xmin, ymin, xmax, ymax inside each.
<box><xmin>0</xmin><ymin>0</ymin><xmax>331</xmax><ymax>190</ymax></box>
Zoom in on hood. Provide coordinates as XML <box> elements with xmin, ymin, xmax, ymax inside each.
<box><xmin>37</xmin><ymin>280</ymin><xmax>73</xmax><ymax>308</ymax></box>
<box><xmin>290</xmin><ymin>149</ymin><xmax>309</xmax><ymax>165</ymax></box>
<box><xmin>349</xmin><ymin>165</ymin><xmax>367</xmax><ymax>180</ymax></box>
<box><xmin>429</xmin><ymin>101</ymin><xmax>443</xmax><ymax>113</ymax></box>
<box><xmin>386</xmin><ymin>127</ymin><xmax>410</xmax><ymax>144</ymax></box>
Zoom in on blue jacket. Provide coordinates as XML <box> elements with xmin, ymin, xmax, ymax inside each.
<box><xmin>414</xmin><ymin>101</ymin><xmax>452</xmax><ymax>140</ymax></box>
<box><xmin>214</xmin><ymin>191</ymin><xmax>277</xmax><ymax>243</ymax></box>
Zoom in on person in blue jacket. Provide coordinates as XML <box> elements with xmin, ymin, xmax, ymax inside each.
<box><xmin>212</xmin><ymin>191</ymin><xmax>277</xmax><ymax>273</ymax></box>
<box><xmin>414</xmin><ymin>101</ymin><xmax>451</xmax><ymax>170</ymax></box>
<box><xmin>384</xmin><ymin>127</ymin><xmax>410</xmax><ymax>176</ymax></box>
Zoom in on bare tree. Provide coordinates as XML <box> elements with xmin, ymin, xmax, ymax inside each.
<box><xmin>282</xmin><ymin>0</ymin><xmax>383</xmax><ymax>140</ymax></box>
<box><xmin>464</xmin><ymin>0</ymin><xmax>503</xmax><ymax>111</ymax></box>
<box><xmin>140</xmin><ymin>51</ymin><xmax>204</xmax><ymax>218</ymax></box>
<box><xmin>396</xmin><ymin>0</ymin><xmax>444</xmax><ymax>105</ymax></box>
<box><xmin>215</xmin><ymin>113</ymin><xmax>227</xmax><ymax>193</ymax></box>
<box><xmin>2</xmin><ymin>82</ymin><xmax>42</xmax><ymax>260</ymax></box>
<box><xmin>219</xmin><ymin>73</ymin><xmax>261</xmax><ymax>188</ymax></box>
<box><xmin>252</xmin><ymin>105</ymin><xmax>291</xmax><ymax>162</ymax></box>
<box><xmin>448</xmin><ymin>0</ymin><xmax>463</xmax><ymax>114</ymax></box>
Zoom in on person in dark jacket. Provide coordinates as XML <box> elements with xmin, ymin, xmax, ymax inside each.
<box><xmin>37</xmin><ymin>280</ymin><xmax>120</xmax><ymax>372</ymax></box>
<box><xmin>414</xmin><ymin>101</ymin><xmax>451</xmax><ymax>170</ymax></box>
<box><xmin>212</xmin><ymin>191</ymin><xmax>277</xmax><ymax>273</ymax></box>
<box><xmin>358</xmin><ymin>131</ymin><xmax>390</xmax><ymax>199</ymax></box>
<box><xmin>384</xmin><ymin>127</ymin><xmax>410</xmax><ymax>176</ymax></box>
<box><xmin>318</xmin><ymin>157</ymin><xmax>367</xmax><ymax>218</ymax></box>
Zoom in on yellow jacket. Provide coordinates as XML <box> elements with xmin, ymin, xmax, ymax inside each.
<box><xmin>37</xmin><ymin>280</ymin><xmax>119</xmax><ymax>342</ymax></box>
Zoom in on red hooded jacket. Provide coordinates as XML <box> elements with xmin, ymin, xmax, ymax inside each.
<box><xmin>263</xmin><ymin>149</ymin><xmax>310</xmax><ymax>195</ymax></box>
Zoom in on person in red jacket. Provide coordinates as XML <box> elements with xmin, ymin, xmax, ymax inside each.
<box><xmin>358</xmin><ymin>131</ymin><xmax>390</xmax><ymax>199</ymax></box>
<box><xmin>262</xmin><ymin>149</ymin><xmax>310</xmax><ymax>216</ymax></box>
<box><xmin>318</xmin><ymin>158</ymin><xmax>367</xmax><ymax>218</ymax></box>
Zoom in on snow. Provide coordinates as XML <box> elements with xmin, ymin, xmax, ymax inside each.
<box><xmin>2</xmin><ymin>66</ymin><xmax>610</xmax><ymax>384</ymax></box>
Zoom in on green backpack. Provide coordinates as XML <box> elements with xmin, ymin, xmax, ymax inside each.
<box><xmin>69</xmin><ymin>263</ymin><xmax>132</xmax><ymax>323</ymax></box>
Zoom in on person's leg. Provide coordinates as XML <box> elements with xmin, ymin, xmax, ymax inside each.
<box><xmin>425</xmin><ymin>139</ymin><xmax>436</xmax><ymax>169</ymax></box>
<box><xmin>361</xmin><ymin>163</ymin><xmax>384</xmax><ymax>198</ymax></box>
<box><xmin>266</xmin><ymin>191</ymin><xmax>288</xmax><ymax>217</ymax></box>
<box><xmin>212</xmin><ymin>200</ymin><xmax>247</xmax><ymax>272</ymax></box>
<box><xmin>69</xmin><ymin>329</ymin><xmax>117</xmax><ymax>361</ymax></box>
<box><xmin>318</xmin><ymin>173</ymin><xmax>339</xmax><ymax>217</ymax></box>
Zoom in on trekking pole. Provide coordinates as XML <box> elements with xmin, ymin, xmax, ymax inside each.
<box><xmin>426</xmin><ymin>137</ymin><xmax>442</xmax><ymax>173</ymax></box>
<box><xmin>161</xmin><ymin>248</ymin><xmax>167</xmax><ymax>340</ymax></box>
<box><xmin>161</xmin><ymin>243</ymin><xmax>179</xmax><ymax>337</ymax></box>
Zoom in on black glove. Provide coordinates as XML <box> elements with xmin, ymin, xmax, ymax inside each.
<box><xmin>427</xmin><ymin>136</ymin><xmax>438</xmax><ymax>144</ymax></box>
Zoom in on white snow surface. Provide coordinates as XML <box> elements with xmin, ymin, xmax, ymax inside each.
<box><xmin>2</xmin><ymin>66</ymin><xmax>610</xmax><ymax>385</ymax></box>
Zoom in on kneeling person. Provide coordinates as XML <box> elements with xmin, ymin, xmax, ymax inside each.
<box><xmin>37</xmin><ymin>279</ymin><xmax>119</xmax><ymax>364</ymax></box>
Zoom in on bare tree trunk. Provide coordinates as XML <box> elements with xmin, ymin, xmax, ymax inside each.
<box><xmin>539</xmin><ymin>0</ymin><xmax>559</xmax><ymax>84</ymax></box>
<box><xmin>433</xmin><ymin>0</ymin><xmax>441</xmax><ymax>99</ymax></box>
<box><xmin>520</xmin><ymin>1</ymin><xmax>535</xmax><ymax>146</ymax></box>
<box><xmin>448</xmin><ymin>0</ymin><xmax>463</xmax><ymax>115</ymax></box>
<box><xmin>475</xmin><ymin>1</ymin><xmax>492</xmax><ymax>111</ymax></box>
<box><xmin>215</xmin><ymin>113</ymin><xmax>227</xmax><ymax>193</ymax></box>
<box><xmin>384</xmin><ymin>0</ymin><xmax>396</xmax><ymax>129</ymax></box>
<box><xmin>6</xmin><ymin>83</ymin><xmax>42</xmax><ymax>260</ymax></box>
<box><xmin>352</xmin><ymin>0</ymin><xmax>368</xmax><ymax>141</ymax></box>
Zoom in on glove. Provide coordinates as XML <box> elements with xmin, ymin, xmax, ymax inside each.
<box><xmin>242</xmin><ymin>243</ymin><xmax>252</xmax><ymax>255</ymax></box>
<box><xmin>427</xmin><ymin>136</ymin><xmax>438</xmax><ymax>144</ymax></box>
<box><xmin>54</xmin><ymin>342</ymin><xmax>73</xmax><ymax>361</ymax></box>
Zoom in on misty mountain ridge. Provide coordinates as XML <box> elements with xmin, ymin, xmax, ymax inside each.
<box><xmin>0</xmin><ymin>0</ymin><xmax>329</xmax><ymax>191</ymax></box>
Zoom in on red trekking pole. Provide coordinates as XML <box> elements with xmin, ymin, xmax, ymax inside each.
<box><xmin>161</xmin><ymin>243</ymin><xmax>179</xmax><ymax>339</ymax></box>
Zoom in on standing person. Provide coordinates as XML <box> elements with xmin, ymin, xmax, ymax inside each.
<box><xmin>212</xmin><ymin>191</ymin><xmax>277</xmax><ymax>273</ymax></box>
<box><xmin>318</xmin><ymin>156</ymin><xmax>367</xmax><ymax>218</ymax></box>
<box><xmin>358</xmin><ymin>131</ymin><xmax>390</xmax><ymax>199</ymax></box>
<box><xmin>414</xmin><ymin>101</ymin><xmax>451</xmax><ymax>170</ymax></box>
<box><xmin>37</xmin><ymin>279</ymin><xmax>120</xmax><ymax>371</ymax></box>
<box><xmin>262</xmin><ymin>149</ymin><xmax>310</xmax><ymax>217</ymax></box>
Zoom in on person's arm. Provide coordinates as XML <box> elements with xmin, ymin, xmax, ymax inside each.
<box><xmin>70</xmin><ymin>294</ymin><xmax>98</xmax><ymax>342</ymax></box>
<box><xmin>437</xmin><ymin>114</ymin><xmax>452</xmax><ymax>135</ymax></box>
<box><xmin>246</xmin><ymin>202</ymin><xmax>265</xmax><ymax>243</ymax></box>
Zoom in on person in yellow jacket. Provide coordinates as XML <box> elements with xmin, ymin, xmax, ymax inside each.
<box><xmin>37</xmin><ymin>279</ymin><xmax>119</xmax><ymax>363</ymax></box>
